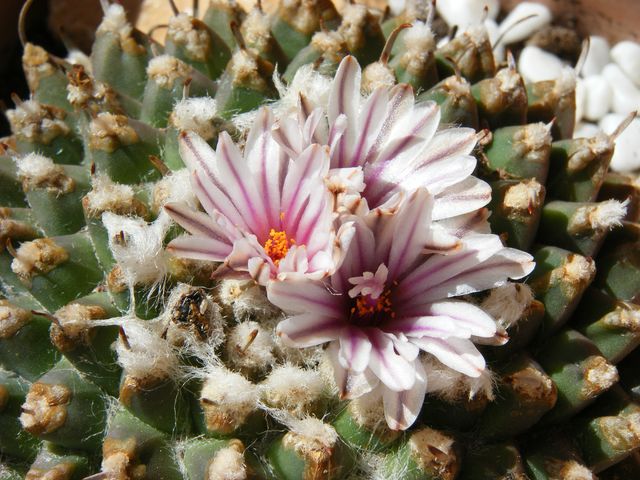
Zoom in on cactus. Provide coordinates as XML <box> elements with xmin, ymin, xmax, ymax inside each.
<box><xmin>1</xmin><ymin>1</ymin><xmax>639</xmax><ymax>479</ymax></box>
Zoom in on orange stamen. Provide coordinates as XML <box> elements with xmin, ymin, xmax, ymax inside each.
<box><xmin>263</xmin><ymin>229</ymin><xmax>295</xmax><ymax>266</ymax></box>
<box><xmin>354</xmin><ymin>289</ymin><xmax>395</xmax><ymax>319</ymax></box>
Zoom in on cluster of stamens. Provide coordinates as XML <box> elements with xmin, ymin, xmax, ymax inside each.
<box><xmin>263</xmin><ymin>229</ymin><xmax>295</xmax><ymax>266</ymax></box>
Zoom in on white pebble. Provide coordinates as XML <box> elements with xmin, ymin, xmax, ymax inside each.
<box><xmin>582</xmin><ymin>75</ymin><xmax>613</xmax><ymax>121</ymax></box>
<box><xmin>497</xmin><ymin>2</ymin><xmax>552</xmax><ymax>46</ymax></box>
<box><xmin>518</xmin><ymin>45</ymin><xmax>564</xmax><ymax>83</ymax></box>
<box><xmin>573</xmin><ymin>122</ymin><xmax>602</xmax><ymax>139</ymax></box>
<box><xmin>611</xmin><ymin>41</ymin><xmax>640</xmax><ymax>87</ymax></box>
<box><xmin>581</xmin><ymin>36</ymin><xmax>610</xmax><ymax>78</ymax></box>
<box><xmin>599</xmin><ymin>113</ymin><xmax>640</xmax><ymax>172</ymax></box>
<box><xmin>437</xmin><ymin>0</ymin><xmax>500</xmax><ymax>29</ymax></box>
<box><xmin>602</xmin><ymin>63</ymin><xmax>640</xmax><ymax>115</ymax></box>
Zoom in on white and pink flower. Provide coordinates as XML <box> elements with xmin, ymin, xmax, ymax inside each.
<box><xmin>164</xmin><ymin>107</ymin><xmax>354</xmax><ymax>285</ymax></box>
<box><xmin>273</xmin><ymin>55</ymin><xmax>492</xmax><ymax>218</ymax></box>
<box><xmin>269</xmin><ymin>189</ymin><xmax>534</xmax><ymax>430</ymax></box>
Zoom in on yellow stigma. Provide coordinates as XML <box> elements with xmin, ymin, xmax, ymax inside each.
<box><xmin>263</xmin><ymin>229</ymin><xmax>294</xmax><ymax>266</ymax></box>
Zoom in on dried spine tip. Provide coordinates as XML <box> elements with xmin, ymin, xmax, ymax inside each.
<box><xmin>282</xmin><ymin>418</ymin><xmax>339</xmax><ymax>480</ymax></box>
<box><xmin>83</xmin><ymin>173</ymin><xmax>147</xmax><ymax>218</ymax></box>
<box><xmin>408</xmin><ymin>427</ymin><xmax>459</xmax><ymax>480</ymax></box>
<box><xmin>503</xmin><ymin>179</ymin><xmax>544</xmax><ymax>214</ymax></box>
<box><xmin>200</xmin><ymin>368</ymin><xmax>258</xmax><ymax>434</ymax></box>
<box><xmin>168</xmin><ymin>14</ymin><xmax>210</xmax><ymax>62</ymax></box>
<box><xmin>17</xmin><ymin>153</ymin><xmax>74</xmax><ymax>194</ymax></box>
<box><xmin>11</xmin><ymin>238</ymin><xmax>69</xmax><ymax>284</ymax></box>
<box><xmin>0</xmin><ymin>300</ymin><xmax>31</xmax><ymax>339</ymax></box>
<box><xmin>20</xmin><ymin>383</ymin><xmax>71</xmax><ymax>435</ymax></box>
<box><xmin>261</xmin><ymin>365</ymin><xmax>325</xmax><ymax>417</ymax></box>
<box><xmin>170</xmin><ymin>97</ymin><xmax>219</xmax><ymax>140</ymax></box>
<box><xmin>0</xmin><ymin>214</ymin><xmax>37</xmax><ymax>251</ymax></box>
<box><xmin>582</xmin><ymin>356</ymin><xmax>618</xmax><ymax>398</ymax></box>
<box><xmin>568</xmin><ymin>200</ymin><xmax>627</xmax><ymax>235</ymax></box>
<box><xmin>146</xmin><ymin>54</ymin><xmax>192</xmax><ymax>89</ymax></box>
<box><xmin>89</xmin><ymin>113</ymin><xmax>139</xmax><ymax>153</ymax></box>
<box><xmin>207</xmin><ymin>440</ymin><xmax>248</xmax><ymax>480</ymax></box>
<box><xmin>7</xmin><ymin>100</ymin><xmax>69</xmax><ymax>144</ymax></box>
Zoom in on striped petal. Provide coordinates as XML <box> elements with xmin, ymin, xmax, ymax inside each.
<box><xmin>267</xmin><ymin>278</ymin><xmax>347</xmax><ymax>317</ymax></box>
<box><xmin>338</xmin><ymin>326</ymin><xmax>372</xmax><ymax>372</ymax></box>
<box><xmin>412</xmin><ymin>336</ymin><xmax>486</xmax><ymax>378</ymax></box>
<box><xmin>433</xmin><ymin>177</ymin><xmax>492</xmax><ymax>221</ymax></box>
<box><xmin>367</xmin><ymin>330</ymin><xmax>416</xmax><ymax>392</ymax></box>
<box><xmin>276</xmin><ymin>313</ymin><xmax>344</xmax><ymax>347</ymax></box>
<box><xmin>328</xmin><ymin>342</ymin><xmax>379</xmax><ymax>399</ymax></box>
<box><xmin>383</xmin><ymin>359</ymin><xmax>427</xmax><ymax>430</ymax></box>
<box><xmin>166</xmin><ymin>234</ymin><xmax>231</xmax><ymax>262</ymax></box>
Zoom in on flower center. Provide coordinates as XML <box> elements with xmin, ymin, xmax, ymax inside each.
<box><xmin>350</xmin><ymin>289</ymin><xmax>395</xmax><ymax>326</ymax></box>
<box><xmin>263</xmin><ymin>229</ymin><xmax>295</xmax><ymax>266</ymax></box>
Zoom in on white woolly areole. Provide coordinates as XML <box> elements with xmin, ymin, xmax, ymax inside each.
<box><xmin>146</xmin><ymin>55</ymin><xmax>191</xmax><ymax>89</ymax></box>
<box><xmin>273</xmin><ymin>63</ymin><xmax>333</xmax><ymax>119</ymax></box>
<box><xmin>226</xmin><ymin>321</ymin><xmax>277</xmax><ymax>373</ymax></box>
<box><xmin>16</xmin><ymin>153</ymin><xmax>61</xmax><ymax>183</ymax></box>
<box><xmin>217</xmin><ymin>280</ymin><xmax>281</xmax><ymax>321</ymax></box>
<box><xmin>288</xmin><ymin>417</ymin><xmax>338</xmax><ymax>448</ymax></box>
<box><xmin>11</xmin><ymin>238</ymin><xmax>68</xmax><ymax>283</ymax></box>
<box><xmin>310</xmin><ymin>31</ymin><xmax>345</xmax><ymax>63</ymax></box>
<box><xmin>6</xmin><ymin>101</ymin><xmax>69</xmax><ymax>143</ymax></box>
<box><xmin>0</xmin><ymin>300</ymin><xmax>31</xmax><ymax>339</ymax></box>
<box><xmin>152</xmin><ymin>169</ymin><xmax>198</xmax><ymax>213</ymax></box>
<box><xmin>423</xmin><ymin>356</ymin><xmax>495</xmax><ymax>401</ymax></box>
<box><xmin>168</xmin><ymin>13</ymin><xmax>209</xmax><ymax>62</ymax></box>
<box><xmin>201</xmin><ymin>367</ymin><xmax>258</xmax><ymax>409</ymax></box>
<box><xmin>66</xmin><ymin>49</ymin><xmax>92</xmax><ymax>71</ymax></box>
<box><xmin>584</xmin><ymin>356</ymin><xmax>619</xmax><ymax>395</ymax></box>
<box><xmin>401</xmin><ymin>21</ymin><xmax>435</xmax><ymax>73</ymax></box>
<box><xmin>555</xmin><ymin>67</ymin><xmax>578</xmax><ymax>97</ymax></box>
<box><xmin>116</xmin><ymin>318</ymin><xmax>179</xmax><ymax>381</ymax></box>
<box><xmin>102</xmin><ymin>212</ymin><xmax>171</xmax><ymax>287</ymax></box>
<box><xmin>97</xmin><ymin>3</ymin><xmax>132</xmax><ymax>39</ymax></box>
<box><xmin>207</xmin><ymin>443</ymin><xmax>247</xmax><ymax>480</ymax></box>
<box><xmin>170</xmin><ymin>97</ymin><xmax>218</xmax><ymax>139</ymax></box>
<box><xmin>242</xmin><ymin>8</ymin><xmax>271</xmax><ymax>53</ymax></box>
<box><xmin>229</xmin><ymin>50</ymin><xmax>264</xmax><ymax>89</ymax></box>
<box><xmin>54</xmin><ymin>303</ymin><xmax>106</xmax><ymax>341</ymax></box>
<box><xmin>85</xmin><ymin>173</ymin><xmax>136</xmax><ymax>215</ymax></box>
<box><xmin>568</xmin><ymin>200</ymin><xmax>628</xmax><ymax>234</ymax></box>
<box><xmin>503</xmin><ymin>179</ymin><xmax>544</xmax><ymax>212</ymax></box>
<box><xmin>363</xmin><ymin>63</ymin><xmax>396</xmax><ymax>93</ymax></box>
<box><xmin>260</xmin><ymin>364</ymin><xmax>325</xmax><ymax>416</ymax></box>
<box><xmin>481</xmin><ymin>283</ymin><xmax>534</xmax><ymax>330</ymax></box>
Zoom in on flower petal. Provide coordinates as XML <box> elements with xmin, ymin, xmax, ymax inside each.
<box><xmin>267</xmin><ymin>278</ymin><xmax>347</xmax><ymax>317</ymax></box>
<box><xmin>164</xmin><ymin>202</ymin><xmax>228</xmax><ymax>239</ymax></box>
<box><xmin>166</xmin><ymin>234</ymin><xmax>231</xmax><ymax>262</ymax></box>
<box><xmin>432</xmin><ymin>176</ymin><xmax>492</xmax><ymax>221</ymax></box>
<box><xmin>328</xmin><ymin>342</ymin><xmax>379</xmax><ymax>399</ymax></box>
<box><xmin>419</xmin><ymin>301</ymin><xmax>497</xmax><ymax>338</ymax></box>
<box><xmin>412</xmin><ymin>336</ymin><xmax>486</xmax><ymax>377</ymax></box>
<box><xmin>383</xmin><ymin>359</ymin><xmax>427</xmax><ymax>430</ymax></box>
<box><xmin>338</xmin><ymin>326</ymin><xmax>372</xmax><ymax>372</ymax></box>
<box><xmin>277</xmin><ymin>313</ymin><xmax>344</xmax><ymax>347</ymax></box>
<box><xmin>367</xmin><ymin>330</ymin><xmax>416</xmax><ymax>392</ymax></box>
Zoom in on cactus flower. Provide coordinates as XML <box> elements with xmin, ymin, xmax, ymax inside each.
<box><xmin>269</xmin><ymin>189</ymin><xmax>535</xmax><ymax>430</ymax></box>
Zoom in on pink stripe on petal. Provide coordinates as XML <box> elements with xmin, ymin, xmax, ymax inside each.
<box><xmin>381</xmin><ymin>316</ymin><xmax>458</xmax><ymax>338</ymax></box>
<box><xmin>349</xmin><ymin>87</ymin><xmax>388</xmax><ymax>166</ymax></box>
<box><xmin>421</xmin><ymin>301</ymin><xmax>497</xmax><ymax>338</ymax></box>
<box><xmin>178</xmin><ymin>131</ymin><xmax>218</xmax><ymax>181</ymax></box>
<box><xmin>367</xmin><ymin>330</ymin><xmax>416</xmax><ymax>392</ymax></box>
<box><xmin>338</xmin><ymin>326</ymin><xmax>372</xmax><ymax>372</ymax></box>
<box><xmin>167</xmin><ymin>234</ymin><xmax>231</xmax><ymax>262</ymax></box>
<box><xmin>164</xmin><ymin>202</ymin><xmax>228</xmax><ymax>240</ymax></box>
<box><xmin>328</xmin><ymin>56</ymin><xmax>361</xmax><ymax>123</ymax></box>
<box><xmin>267</xmin><ymin>279</ymin><xmax>347</xmax><ymax>317</ymax></box>
<box><xmin>328</xmin><ymin>342</ymin><xmax>379</xmax><ymax>399</ymax></box>
<box><xmin>277</xmin><ymin>314</ymin><xmax>344</xmax><ymax>347</ymax></box>
<box><xmin>192</xmin><ymin>172</ymin><xmax>248</xmax><ymax>230</ymax></box>
<box><xmin>432</xmin><ymin>177</ymin><xmax>492</xmax><ymax>221</ymax></box>
<box><xmin>383</xmin><ymin>359</ymin><xmax>427</xmax><ymax>430</ymax></box>
<box><xmin>412</xmin><ymin>336</ymin><xmax>485</xmax><ymax>378</ymax></box>
<box><xmin>413</xmin><ymin>128</ymin><xmax>477</xmax><ymax>170</ymax></box>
